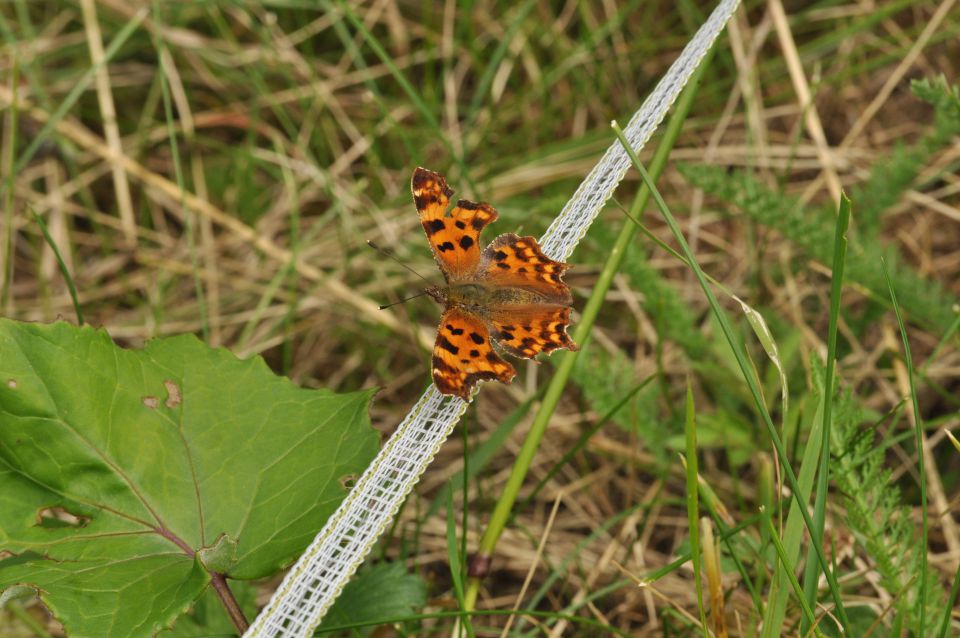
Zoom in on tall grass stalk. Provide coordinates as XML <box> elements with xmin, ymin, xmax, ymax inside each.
<box><xmin>153</xmin><ymin>7</ymin><xmax>209</xmax><ymax>342</ymax></box>
<box><xmin>801</xmin><ymin>193</ymin><xmax>850</xmax><ymax>631</ymax></box>
<box><xmin>883</xmin><ymin>259</ymin><xmax>929</xmax><ymax>636</ymax></box>
<box><xmin>685</xmin><ymin>380</ymin><xmax>709</xmax><ymax>637</ymax></box>
<box><xmin>461</xmin><ymin>42</ymin><xmax>718</xmax><ymax>612</ymax></box>
<box><xmin>764</xmin><ymin>513</ymin><xmax>825</xmax><ymax>638</ymax></box>
<box><xmin>1</xmin><ymin>58</ymin><xmax>17</xmax><ymax>311</ymax></box>
<box><xmin>30</xmin><ymin>209</ymin><xmax>83</xmax><ymax>325</ymax></box>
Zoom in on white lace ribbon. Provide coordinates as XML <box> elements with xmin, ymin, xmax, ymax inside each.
<box><xmin>244</xmin><ymin>2</ymin><xmax>741</xmax><ymax>635</ymax></box>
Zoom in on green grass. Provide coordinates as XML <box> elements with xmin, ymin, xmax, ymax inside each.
<box><xmin>1</xmin><ymin>1</ymin><xmax>957</xmax><ymax>636</ymax></box>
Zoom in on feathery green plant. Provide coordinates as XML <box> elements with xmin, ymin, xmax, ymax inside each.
<box><xmin>569</xmin><ymin>340</ymin><xmax>667</xmax><ymax>453</ymax></box>
<box><xmin>590</xmin><ymin>221</ymin><xmax>709</xmax><ymax>356</ymax></box>
<box><xmin>679</xmin><ymin>75</ymin><xmax>960</xmax><ymax>335</ymax></box>
<box><xmin>677</xmin><ymin>175</ymin><xmax>957</xmax><ymax>335</ymax></box>
<box><xmin>849</xmin><ymin>75</ymin><xmax>960</xmax><ymax>236</ymax></box>
<box><xmin>829</xmin><ymin>381</ymin><xmax>944</xmax><ymax>632</ymax></box>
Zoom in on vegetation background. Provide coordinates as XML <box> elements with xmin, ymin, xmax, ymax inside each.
<box><xmin>1</xmin><ymin>0</ymin><xmax>958</xmax><ymax>635</ymax></box>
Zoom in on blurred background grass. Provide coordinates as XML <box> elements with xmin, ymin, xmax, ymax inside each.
<box><xmin>1</xmin><ymin>0</ymin><xmax>959</xmax><ymax>635</ymax></box>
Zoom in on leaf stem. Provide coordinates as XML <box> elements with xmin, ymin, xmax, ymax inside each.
<box><xmin>210</xmin><ymin>571</ymin><xmax>249</xmax><ymax>633</ymax></box>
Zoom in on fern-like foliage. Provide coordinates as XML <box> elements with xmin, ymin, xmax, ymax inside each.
<box><xmin>829</xmin><ymin>384</ymin><xmax>944</xmax><ymax>631</ymax></box>
<box><xmin>591</xmin><ymin>222</ymin><xmax>709</xmax><ymax>356</ymax></box>
<box><xmin>848</xmin><ymin>75</ymin><xmax>960</xmax><ymax>236</ymax></box>
<box><xmin>561</xmin><ymin>223</ymin><xmax>710</xmax><ymax>458</ymax></box>
<box><xmin>570</xmin><ymin>339</ymin><xmax>669</xmax><ymax>457</ymax></box>
<box><xmin>678</xmin><ymin>175</ymin><xmax>957</xmax><ymax>335</ymax></box>
<box><xmin>679</xmin><ymin>74</ymin><xmax>960</xmax><ymax>335</ymax></box>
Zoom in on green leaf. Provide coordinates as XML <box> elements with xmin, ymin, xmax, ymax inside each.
<box><xmin>319</xmin><ymin>563</ymin><xmax>427</xmax><ymax>635</ymax></box>
<box><xmin>161</xmin><ymin>580</ymin><xmax>258</xmax><ymax>638</ymax></box>
<box><xmin>0</xmin><ymin>320</ymin><xmax>378</xmax><ymax>637</ymax></box>
<box><xmin>197</xmin><ymin>534</ymin><xmax>239</xmax><ymax>573</ymax></box>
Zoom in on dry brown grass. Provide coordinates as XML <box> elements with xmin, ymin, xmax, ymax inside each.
<box><xmin>2</xmin><ymin>1</ymin><xmax>959</xmax><ymax>635</ymax></box>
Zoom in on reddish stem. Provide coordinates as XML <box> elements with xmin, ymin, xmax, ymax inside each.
<box><xmin>210</xmin><ymin>571</ymin><xmax>249</xmax><ymax>633</ymax></box>
<box><xmin>154</xmin><ymin>525</ymin><xmax>248</xmax><ymax>633</ymax></box>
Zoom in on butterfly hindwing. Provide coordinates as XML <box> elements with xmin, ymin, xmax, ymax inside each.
<box><xmin>432</xmin><ymin>307</ymin><xmax>516</xmax><ymax>399</ymax></box>
<box><xmin>413</xmin><ymin>167</ymin><xmax>498</xmax><ymax>282</ymax></box>
<box><xmin>489</xmin><ymin>304</ymin><xmax>578</xmax><ymax>358</ymax></box>
<box><xmin>481</xmin><ymin>233</ymin><xmax>572</xmax><ymax>303</ymax></box>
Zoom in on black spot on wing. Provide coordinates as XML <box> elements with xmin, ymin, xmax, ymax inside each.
<box><xmin>432</xmin><ymin>355</ymin><xmax>455</xmax><ymax>373</ymax></box>
<box><xmin>438</xmin><ymin>336</ymin><xmax>459</xmax><ymax>355</ymax></box>
<box><xmin>438</xmin><ymin>241</ymin><xmax>455</xmax><ymax>252</ymax></box>
<box><xmin>459</xmin><ymin>236</ymin><xmax>474</xmax><ymax>250</ymax></box>
<box><xmin>446</xmin><ymin>324</ymin><xmax>464</xmax><ymax>336</ymax></box>
<box><xmin>414</xmin><ymin>194</ymin><xmax>434</xmax><ymax>210</ymax></box>
<box><xmin>455</xmin><ymin>220</ymin><xmax>466</xmax><ymax>229</ymax></box>
<box><xmin>425</xmin><ymin>219</ymin><xmax>445</xmax><ymax>234</ymax></box>
<box><xmin>470</xmin><ymin>332</ymin><xmax>485</xmax><ymax>344</ymax></box>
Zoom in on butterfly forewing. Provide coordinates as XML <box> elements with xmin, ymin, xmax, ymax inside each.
<box><xmin>413</xmin><ymin>167</ymin><xmax>497</xmax><ymax>282</ymax></box>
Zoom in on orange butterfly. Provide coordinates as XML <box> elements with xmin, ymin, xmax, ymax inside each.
<box><xmin>411</xmin><ymin>167</ymin><xmax>578</xmax><ymax>399</ymax></box>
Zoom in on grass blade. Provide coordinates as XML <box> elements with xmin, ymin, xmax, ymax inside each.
<box><xmin>446</xmin><ymin>484</ymin><xmax>474</xmax><ymax>638</ymax></box>
<box><xmin>764</xmin><ymin>513</ymin><xmax>825</xmax><ymax>638</ymax></box>
<box><xmin>30</xmin><ymin>209</ymin><xmax>83</xmax><ymax>326</ymax></box>
<box><xmin>685</xmin><ymin>380</ymin><xmax>708</xmax><ymax>637</ymax></box>
<box><xmin>802</xmin><ymin>192</ymin><xmax>851</xmax><ymax>631</ymax></box>
<box><xmin>938</xmin><ymin>561</ymin><xmax>960</xmax><ymax>638</ymax></box>
<box><xmin>519</xmin><ymin>377</ymin><xmax>653</xmax><ymax>511</ymax></box>
<box><xmin>3</xmin><ymin>9</ymin><xmax>147</xmax><ymax>188</ymax></box>
<box><xmin>882</xmin><ymin>258</ymin><xmax>929</xmax><ymax>636</ymax></box>
<box><xmin>1</xmin><ymin>56</ymin><xmax>18</xmax><ymax>310</ymax></box>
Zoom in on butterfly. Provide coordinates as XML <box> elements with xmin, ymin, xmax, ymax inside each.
<box><xmin>411</xmin><ymin>167</ymin><xmax>578</xmax><ymax>400</ymax></box>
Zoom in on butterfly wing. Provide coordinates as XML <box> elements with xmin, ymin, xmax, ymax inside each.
<box><xmin>412</xmin><ymin>167</ymin><xmax>498</xmax><ymax>282</ymax></box>
<box><xmin>480</xmin><ymin>233</ymin><xmax>572</xmax><ymax>303</ymax></box>
<box><xmin>432</xmin><ymin>307</ymin><xmax>516</xmax><ymax>399</ymax></box>
<box><xmin>488</xmin><ymin>304</ymin><xmax>578</xmax><ymax>358</ymax></box>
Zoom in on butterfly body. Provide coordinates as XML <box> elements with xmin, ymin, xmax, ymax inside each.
<box><xmin>413</xmin><ymin>168</ymin><xmax>578</xmax><ymax>399</ymax></box>
<box><xmin>427</xmin><ymin>282</ymin><xmax>557</xmax><ymax>313</ymax></box>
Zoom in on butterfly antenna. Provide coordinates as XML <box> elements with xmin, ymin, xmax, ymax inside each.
<box><xmin>367</xmin><ymin>240</ymin><xmax>430</xmax><ymax>282</ymax></box>
<box><xmin>378</xmin><ymin>290</ymin><xmax>428</xmax><ymax>310</ymax></box>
